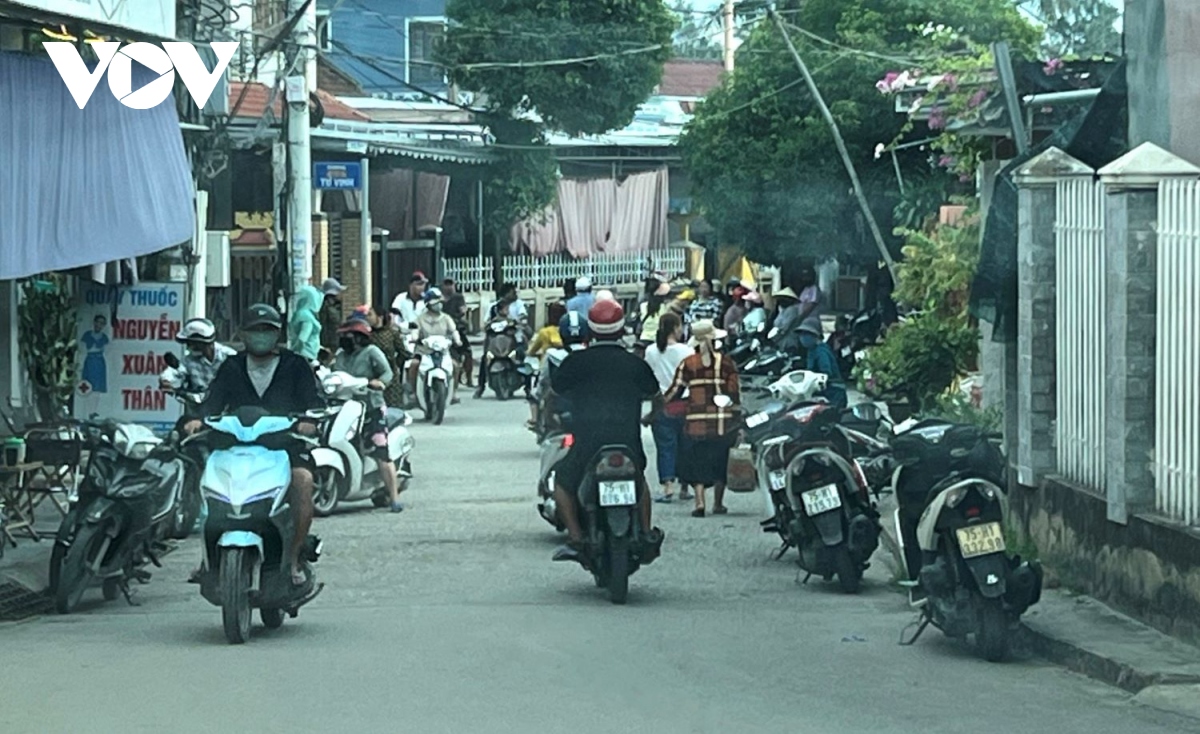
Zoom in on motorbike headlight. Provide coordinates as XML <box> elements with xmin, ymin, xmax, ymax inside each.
<box><xmin>127</xmin><ymin>442</ymin><xmax>152</xmax><ymax>461</ymax></box>
<box><xmin>243</xmin><ymin>486</ymin><xmax>287</xmax><ymax>505</ymax></box>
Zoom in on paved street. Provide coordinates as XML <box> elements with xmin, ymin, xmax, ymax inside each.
<box><xmin>1</xmin><ymin>397</ymin><xmax>1197</xmax><ymax>734</ymax></box>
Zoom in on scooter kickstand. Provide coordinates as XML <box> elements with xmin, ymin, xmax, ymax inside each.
<box><xmin>899</xmin><ymin>615</ymin><xmax>929</xmax><ymax>646</ymax></box>
<box><xmin>772</xmin><ymin>542</ymin><xmax>791</xmax><ymax>561</ymax></box>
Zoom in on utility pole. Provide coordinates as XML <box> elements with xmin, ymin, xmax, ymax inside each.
<box><xmin>285</xmin><ymin>0</ymin><xmax>317</xmax><ymax>295</ymax></box>
<box><xmin>723</xmin><ymin>0</ymin><xmax>736</xmax><ymax>72</ymax></box>
<box><xmin>767</xmin><ymin>5</ymin><xmax>898</xmax><ymax>283</ymax></box>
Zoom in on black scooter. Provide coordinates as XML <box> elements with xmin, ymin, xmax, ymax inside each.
<box><xmin>891</xmin><ymin>421</ymin><xmax>1043</xmax><ymax>661</ymax></box>
<box><xmin>49</xmin><ymin>418</ymin><xmax>187</xmax><ymax>613</ymax></box>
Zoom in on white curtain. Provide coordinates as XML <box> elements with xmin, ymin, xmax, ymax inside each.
<box><xmin>0</xmin><ymin>52</ymin><xmax>195</xmax><ymax>280</ymax></box>
<box><xmin>509</xmin><ymin>168</ymin><xmax>668</xmax><ymax>257</ymax></box>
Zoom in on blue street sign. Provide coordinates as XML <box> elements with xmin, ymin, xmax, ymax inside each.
<box><xmin>314</xmin><ymin>162</ymin><xmax>362</xmax><ymax>190</ymax></box>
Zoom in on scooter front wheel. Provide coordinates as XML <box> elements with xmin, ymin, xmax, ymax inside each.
<box><xmin>430</xmin><ymin>380</ymin><xmax>447</xmax><ymax>425</ymax></box>
<box><xmin>220</xmin><ymin>547</ymin><xmax>253</xmax><ymax>644</ymax></box>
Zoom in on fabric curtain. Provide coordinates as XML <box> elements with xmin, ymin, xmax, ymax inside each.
<box><xmin>368</xmin><ymin>169</ymin><xmax>450</xmax><ymax>240</ymax></box>
<box><xmin>0</xmin><ymin>52</ymin><xmax>195</xmax><ymax>280</ymax></box>
<box><xmin>608</xmin><ymin>169</ymin><xmax>669</xmax><ymax>253</ymax></box>
<box><xmin>509</xmin><ymin>168</ymin><xmax>668</xmax><ymax>257</ymax></box>
<box><xmin>510</xmin><ymin>205</ymin><xmax>564</xmax><ymax>257</ymax></box>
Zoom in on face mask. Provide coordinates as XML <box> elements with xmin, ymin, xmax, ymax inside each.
<box><xmin>338</xmin><ymin>335</ymin><xmax>357</xmax><ymax>352</ymax></box>
<box><xmin>800</xmin><ymin>334</ymin><xmax>819</xmax><ymax>349</ymax></box>
<box><xmin>429</xmin><ymin>302</ymin><xmax>444</xmax><ymax>314</ymax></box>
<box><xmin>188</xmin><ymin>345</ymin><xmax>206</xmax><ymax>357</ymax></box>
<box><xmin>244</xmin><ymin>331</ymin><xmax>278</xmax><ymax>357</ymax></box>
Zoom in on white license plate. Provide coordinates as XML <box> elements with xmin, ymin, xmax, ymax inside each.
<box><xmin>746</xmin><ymin>412</ymin><xmax>769</xmax><ymax>428</ymax></box>
<box><xmin>800</xmin><ymin>483</ymin><xmax>842</xmax><ymax>515</ymax></box>
<box><xmin>956</xmin><ymin>522</ymin><xmax>1006</xmax><ymax>559</ymax></box>
<box><xmin>769</xmin><ymin>470</ymin><xmax>787</xmax><ymax>490</ymax></box>
<box><xmin>599</xmin><ymin>480</ymin><xmax>637</xmax><ymax>507</ymax></box>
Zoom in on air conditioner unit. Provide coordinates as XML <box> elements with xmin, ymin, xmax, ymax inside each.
<box><xmin>206</xmin><ymin>232</ymin><xmax>232</xmax><ymax>287</ymax></box>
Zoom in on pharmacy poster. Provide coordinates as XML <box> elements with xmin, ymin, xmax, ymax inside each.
<box><xmin>74</xmin><ymin>283</ymin><xmax>185</xmax><ymax>434</ymax></box>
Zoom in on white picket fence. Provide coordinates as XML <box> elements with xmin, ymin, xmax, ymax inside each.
<box><xmin>1055</xmin><ymin>176</ymin><xmax>1108</xmax><ymax>491</ymax></box>
<box><xmin>442</xmin><ymin>248</ymin><xmax>687</xmax><ymax>293</ymax></box>
<box><xmin>1154</xmin><ymin>179</ymin><xmax>1200</xmax><ymax>524</ymax></box>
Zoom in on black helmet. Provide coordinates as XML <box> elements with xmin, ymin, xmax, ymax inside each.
<box><xmin>244</xmin><ymin>303</ymin><xmax>282</xmax><ymax>330</ymax></box>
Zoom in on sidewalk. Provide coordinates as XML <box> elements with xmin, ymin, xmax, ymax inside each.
<box><xmin>874</xmin><ymin>507</ymin><xmax>1200</xmax><ymax>720</ymax></box>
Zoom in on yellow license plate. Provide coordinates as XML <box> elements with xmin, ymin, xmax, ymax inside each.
<box><xmin>955</xmin><ymin>522</ymin><xmax>1006</xmax><ymax>559</ymax></box>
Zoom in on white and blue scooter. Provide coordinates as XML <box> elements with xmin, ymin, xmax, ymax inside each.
<box><xmin>189</xmin><ymin>407</ymin><xmax>324</xmax><ymax>644</ymax></box>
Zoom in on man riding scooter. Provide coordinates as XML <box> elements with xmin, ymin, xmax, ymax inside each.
<box><xmin>548</xmin><ymin>300</ymin><xmax>665</xmax><ymax>564</ymax></box>
<box><xmin>408</xmin><ymin>287</ymin><xmax>464</xmax><ymax>407</ymax></box>
<box><xmin>184</xmin><ymin>304</ymin><xmax>324</xmax><ymax>588</ymax></box>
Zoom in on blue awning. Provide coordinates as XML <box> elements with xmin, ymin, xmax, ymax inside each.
<box><xmin>0</xmin><ymin>52</ymin><xmax>195</xmax><ymax>280</ymax></box>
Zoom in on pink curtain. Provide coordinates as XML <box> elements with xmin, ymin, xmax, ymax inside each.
<box><xmin>510</xmin><ymin>205</ymin><xmax>563</xmax><ymax>256</ymax></box>
<box><xmin>509</xmin><ymin>168</ymin><xmax>668</xmax><ymax>256</ymax></box>
<box><xmin>608</xmin><ymin>169</ymin><xmax>669</xmax><ymax>253</ymax></box>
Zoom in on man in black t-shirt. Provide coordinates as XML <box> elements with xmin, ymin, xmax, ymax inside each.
<box><xmin>549</xmin><ymin>300</ymin><xmax>664</xmax><ymax>562</ymax></box>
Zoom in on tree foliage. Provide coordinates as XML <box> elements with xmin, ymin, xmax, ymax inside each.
<box><xmin>441</xmin><ymin>0</ymin><xmax>677</xmax><ymax>137</ymax></box>
<box><xmin>1019</xmin><ymin>0</ymin><xmax>1122</xmax><ymax>59</ymax></box>
<box><xmin>440</xmin><ymin>1</ymin><xmax>676</xmax><ymax>248</ymax></box>
<box><xmin>679</xmin><ymin>0</ymin><xmax>1038</xmax><ymax>266</ymax></box>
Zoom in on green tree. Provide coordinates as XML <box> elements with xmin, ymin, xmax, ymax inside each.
<box><xmin>440</xmin><ymin>0</ymin><xmax>677</xmax><ymax>137</ymax></box>
<box><xmin>1019</xmin><ymin>0</ymin><xmax>1122</xmax><ymax>59</ymax></box>
<box><xmin>679</xmin><ymin>0</ymin><xmax>1039</xmax><ymax>266</ymax></box>
<box><xmin>440</xmin><ymin>1</ymin><xmax>676</xmax><ymax>272</ymax></box>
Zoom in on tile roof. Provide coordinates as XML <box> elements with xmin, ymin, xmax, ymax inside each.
<box><xmin>228</xmin><ymin>81</ymin><xmax>371</xmax><ymax>122</ymax></box>
<box><xmin>317</xmin><ymin>55</ymin><xmax>365</xmax><ymax>97</ymax></box>
<box><xmin>658</xmin><ymin>59</ymin><xmax>724</xmax><ymax>98</ymax></box>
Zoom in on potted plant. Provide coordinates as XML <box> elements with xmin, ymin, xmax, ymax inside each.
<box><xmin>18</xmin><ymin>274</ymin><xmax>79</xmax><ymax>421</ymax></box>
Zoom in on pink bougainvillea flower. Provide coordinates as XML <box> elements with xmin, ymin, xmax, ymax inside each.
<box><xmin>1044</xmin><ymin>58</ymin><xmax>1064</xmax><ymax>76</ymax></box>
<box><xmin>959</xmin><ymin>173</ymin><xmax>973</xmax><ymax>183</ymax></box>
<box><xmin>940</xmin><ymin>73</ymin><xmax>959</xmax><ymax>92</ymax></box>
<box><xmin>875</xmin><ymin>71</ymin><xmax>901</xmax><ymax>94</ymax></box>
<box><xmin>928</xmin><ymin>107</ymin><xmax>947</xmax><ymax>130</ymax></box>
<box><xmin>967</xmin><ymin>88</ymin><xmax>989</xmax><ymax>108</ymax></box>
<box><xmin>938</xmin><ymin>155</ymin><xmax>956</xmax><ymax>168</ymax></box>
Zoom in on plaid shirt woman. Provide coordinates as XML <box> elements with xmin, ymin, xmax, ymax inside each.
<box><xmin>664</xmin><ymin>320</ymin><xmax>740</xmax><ymax>517</ymax></box>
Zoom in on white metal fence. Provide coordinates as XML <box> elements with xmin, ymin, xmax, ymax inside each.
<box><xmin>1055</xmin><ymin>177</ymin><xmax>1108</xmax><ymax>491</ymax></box>
<box><xmin>442</xmin><ymin>248</ymin><xmax>688</xmax><ymax>293</ymax></box>
<box><xmin>1154</xmin><ymin>179</ymin><xmax>1200</xmax><ymax>524</ymax></box>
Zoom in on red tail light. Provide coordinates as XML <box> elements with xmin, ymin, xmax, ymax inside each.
<box><xmin>562</xmin><ymin>434</ymin><xmax>574</xmax><ymax>448</ymax></box>
<box><xmin>608</xmin><ymin>453</ymin><xmax>627</xmax><ymax>468</ymax></box>
<box><xmin>966</xmin><ymin>506</ymin><xmax>981</xmax><ymax>518</ymax></box>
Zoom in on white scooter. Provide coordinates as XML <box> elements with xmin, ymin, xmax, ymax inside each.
<box><xmin>416</xmin><ymin>335</ymin><xmax>455</xmax><ymax>425</ymax></box>
<box><xmin>311</xmin><ymin>371</ymin><xmax>416</xmax><ymax>516</ymax></box>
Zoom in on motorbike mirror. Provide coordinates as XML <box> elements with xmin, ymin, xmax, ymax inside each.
<box><xmin>163</xmin><ymin>351</ymin><xmax>180</xmax><ymax>369</ymax></box>
<box><xmin>713</xmin><ymin>395</ymin><xmax>733</xmax><ymax>409</ymax></box>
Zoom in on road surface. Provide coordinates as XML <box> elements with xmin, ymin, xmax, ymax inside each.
<box><xmin>1</xmin><ymin>397</ymin><xmax>1195</xmax><ymax>734</ymax></box>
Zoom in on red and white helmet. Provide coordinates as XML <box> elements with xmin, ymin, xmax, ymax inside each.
<box><xmin>587</xmin><ymin>299</ymin><xmax>625</xmax><ymax>337</ymax></box>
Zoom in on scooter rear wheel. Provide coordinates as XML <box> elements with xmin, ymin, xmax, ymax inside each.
<box><xmin>974</xmin><ymin>596</ymin><xmax>1010</xmax><ymax>662</ymax></box>
<box><xmin>608</xmin><ymin>537</ymin><xmax>631</xmax><ymax>605</ymax></box>
<box><xmin>260</xmin><ymin>607</ymin><xmax>285</xmax><ymax>629</ymax></box>
<box><xmin>313</xmin><ymin>468</ymin><xmax>341</xmax><ymax>518</ymax></box>
<box><xmin>834</xmin><ymin>545</ymin><xmax>863</xmax><ymax>594</ymax></box>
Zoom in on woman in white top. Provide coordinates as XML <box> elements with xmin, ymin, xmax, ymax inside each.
<box><xmin>643</xmin><ymin>312</ymin><xmax>693</xmax><ymax>502</ymax></box>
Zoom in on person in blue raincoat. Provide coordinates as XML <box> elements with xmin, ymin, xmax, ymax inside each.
<box><xmin>80</xmin><ymin>314</ymin><xmax>110</xmax><ymax>393</ymax></box>
<box><xmin>288</xmin><ymin>285</ymin><xmax>324</xmax><ymax>363</ymax></box>
<box><xmin>799</xmin><ymin>322</ymin><xmax>847</xmax><ymax>409</ymax></box>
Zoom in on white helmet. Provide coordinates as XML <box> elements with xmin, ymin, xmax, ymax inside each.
<box><xmin>575</xmin><ymin>276</ymin><xmax>593</xmax><ymax>292</ymax></box>
<box><xmin>176</xmin><ymin>317</ymin><xmax>216</xmax><ymax>344</ymax></box>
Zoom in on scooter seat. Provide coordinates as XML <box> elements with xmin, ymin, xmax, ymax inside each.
<box><xmin>385</xmin><ymin>408</ymin><xmax>408</xmax><ymax>430</ymax></box>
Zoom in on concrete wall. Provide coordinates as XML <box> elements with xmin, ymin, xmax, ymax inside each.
<box><xmin>1012</xmin><ymin>477</ymin><xmax>1200</xmax><ymax>647</ymax></box>
<box><xmin>1127</xmin><ymin>0</ymin><xmax>1200</xmax><ymax>165</ymax></box>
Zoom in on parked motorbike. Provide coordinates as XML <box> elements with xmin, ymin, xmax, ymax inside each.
<box><xmin>311</xmin><ymin>371</ymin><xmax>416</xmax><ymax>516</ymax></box>
<box><xmin>563</xmin><ymin>440</ymin><xmax>660</xmax><ymax>604</ymax></box>
<box><xmin>186</xmin><ymin>407</ymin><xmax>324</xmax><ymax>644</ymax></box>
<box><xmin>754</xmin><ymin>397</ymin><xmax>880</xmax><ymax>593</ymax></box>
<box><xmin>890</xmin><ymin>420</ymin><xmax>1043</xmax><ymax>661</ymax></box>
<box><xmin>484</xmin><ymin>320</ymin><xmax>523</xmax><ymax>400</ymax></box>
<box><xmin>49</xmin><ymin>418</ymin><xmax>186</xmax><ymax>613</ymax></box>
<box><xmin>416</xmin><ymin>334</ymin><xmax>455</xmax><ymax>425</ymax></box>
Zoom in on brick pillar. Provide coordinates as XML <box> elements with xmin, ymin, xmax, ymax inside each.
<box><xmin>1098</xmin><ymin>142</ymin><xmax>1200</xmax><ymax>522</ymax></box>
<box><xmin>339</xmin><ymin>214</ymin><xmax>365</xmax><ymax>313</ymax></box>
<box><xmin>1012</xmin><ymin>148</ymin><xmax>1094</xmax><ymax>486</ymax></box>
